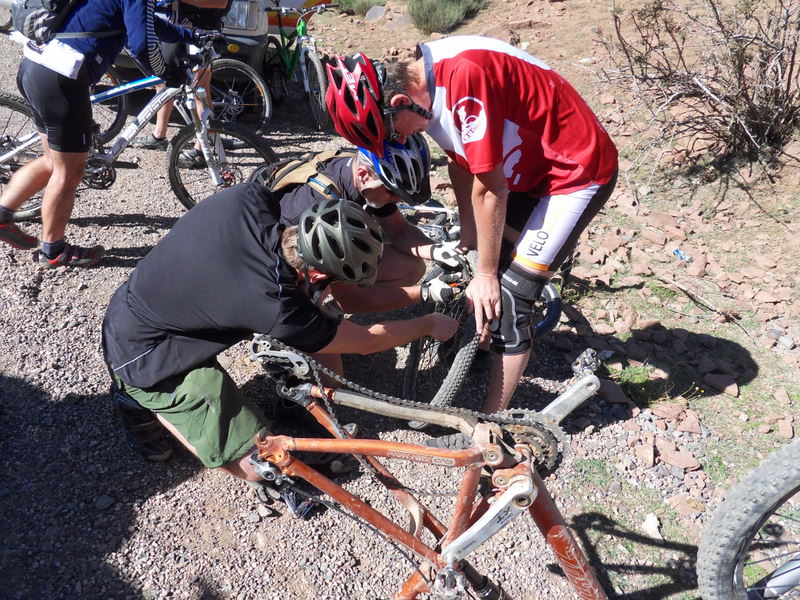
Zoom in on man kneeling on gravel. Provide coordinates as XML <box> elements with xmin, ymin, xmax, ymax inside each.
<box><xmin>101</xmin><ymin>183</ymin><xmax>458</xmax><ymax>496</ymax></box>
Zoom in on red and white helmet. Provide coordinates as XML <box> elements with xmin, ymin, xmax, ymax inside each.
<box><xmin>325</xmin><ymin>53</ymin><xmax>386</xmax><ymax>156</ymax></box>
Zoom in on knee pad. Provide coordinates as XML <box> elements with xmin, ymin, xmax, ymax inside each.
<box><xmin>490</xmin><ymin>262</ymin><xmax>547</xmax><ymax>355</ymax></box>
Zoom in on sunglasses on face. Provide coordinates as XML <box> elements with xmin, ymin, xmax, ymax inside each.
<box><xmin>383</xmin><ymin>96</ymin><xmax>433</xmax><ymax>141</ymax></box>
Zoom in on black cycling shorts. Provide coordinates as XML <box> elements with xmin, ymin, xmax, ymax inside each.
<box><xmin>17</xmin><ymin>58</ymin><xmax>93</xmax><ymax>153</ymax></box>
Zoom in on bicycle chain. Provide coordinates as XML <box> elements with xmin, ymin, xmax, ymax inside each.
<box><xmin>251</xmin><ymin>335</ymin><xmax>566</xmax><ymax>496</ymax></box>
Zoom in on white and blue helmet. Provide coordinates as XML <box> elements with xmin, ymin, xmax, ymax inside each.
<box><xmin>358</xmin><ymin>133</ymin><xmax>432</xmax><ymax>204</ymax></box>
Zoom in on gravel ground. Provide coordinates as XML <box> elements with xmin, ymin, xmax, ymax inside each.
<box><xmin>0</xmin><ymin>33</ymin><xmax>600</xmax><ymax>600</ymax></box>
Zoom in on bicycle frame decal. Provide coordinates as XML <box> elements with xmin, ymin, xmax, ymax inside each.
<box><xmin>90</xmin><ymin>76</ymin><xmax>163</xmax><ymax>104</ymax></box>
<box><xmin>105</xmin><ymin>86</ymin><xmax>183</xmax><ymax>160</ymax></box>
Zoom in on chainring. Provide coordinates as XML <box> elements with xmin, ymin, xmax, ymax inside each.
<box><xmin>83</xmin><ymin>157</ymin><xmax>116</xmax><ymax>189</ymax></box>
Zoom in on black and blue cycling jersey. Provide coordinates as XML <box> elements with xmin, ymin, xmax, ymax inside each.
<box><xmin>54</xmin><ymin>0</ymin><xmax>193</xmax><ymax>84</ymax></box>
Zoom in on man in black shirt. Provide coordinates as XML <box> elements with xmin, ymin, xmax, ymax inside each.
<box><xmin>102</xmin><ymin>182</ymin><xmax>458</xmax><ymax>483</ymax></box>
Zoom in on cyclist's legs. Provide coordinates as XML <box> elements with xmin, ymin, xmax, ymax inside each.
<box><xmin>13</xmin><ymin>59</ymin><xmax>92</xmax><ymax>242</ymax></box>
<box><xmin>484</xmin><ymin>176</ymin><xmax>617</xmax><ymax>413</ymax></box>
<box><xmin>40</xmin><ymin>146</ymin><xmax>88</xmax><ymax>242</ymax></box>
<box><xmin>112</xmin><ymin>359</ymin><xmax>269</xmax><ymax>481</ymax></box>
<box><xmin>0</xmin><ymin>136</ymin><xmax>53</xmax><ymax>211</ymax></box>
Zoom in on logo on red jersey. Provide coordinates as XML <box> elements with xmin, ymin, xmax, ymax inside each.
<box><xmin>452</xmin><ymin>97</ymin><xmax>487</xmax><ymax>144</ymax></box>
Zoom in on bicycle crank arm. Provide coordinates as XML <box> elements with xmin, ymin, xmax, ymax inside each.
<box><xmin>440</xmin><ymin>475</ymin><xmax>536</xmax><ymax>566</ymax></box>
<box><xmin>331</xmin><ymin>388</ymin><xmax>478</xmax><ymax>434</ymax></box>
<box><xmin>538</xmin><ymin>374</ymin><xmax>601</xmax><ymax>424</ymax></box>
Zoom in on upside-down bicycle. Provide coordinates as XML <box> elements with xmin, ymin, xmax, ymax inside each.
<box><xmin>247</xmin><ymin>330</ymin><xmax>607</xmax><ymax>599</ymax></box>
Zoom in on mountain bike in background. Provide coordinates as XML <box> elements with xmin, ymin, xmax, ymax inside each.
<box><xmin>0</xmin><ymin>36</ymin><xmax>277</xmax><ymax>219</ymax></box>
<box><xmin>697</xmin><ymin>439</ymin><xmax>800</xmax><ymax>599</ymax></box>
<box><xmin>263</xmin><ymin>2</ymin><xmax>338</xmax><ymax>130</ymax></box>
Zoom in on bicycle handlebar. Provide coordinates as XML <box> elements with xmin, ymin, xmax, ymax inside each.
<box><xmin>265</xmin><ymin>3</ymin><xmax>339</xmax><ymax>17</ymax></box>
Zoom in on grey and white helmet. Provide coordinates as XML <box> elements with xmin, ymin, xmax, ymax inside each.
<box><xmin>358</xmin><ymin>133</ymin><xmax>432</xmax><ymax>204</ymax></box>
<box><xmin>297</xmin><ymin>199</ymin><xmax>384</xmax><ymax>285</ymax></box>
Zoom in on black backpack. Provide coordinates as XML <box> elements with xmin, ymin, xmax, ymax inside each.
<box><xmin>12</xmin><ymin>0</ymin><xmax>122</xmax><ymax>44</ymax></box>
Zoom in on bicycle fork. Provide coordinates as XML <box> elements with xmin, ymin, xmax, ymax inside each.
<box><xmin>186</xmin><ymin>88</ymin><xmax>225</xmax><ymax>187</ymax></box>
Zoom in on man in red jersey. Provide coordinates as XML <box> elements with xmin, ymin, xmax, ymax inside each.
<box><xmin>326</xmin><ymin>36</ymin><xmax>618</xmax><ymax>418</ymax></box>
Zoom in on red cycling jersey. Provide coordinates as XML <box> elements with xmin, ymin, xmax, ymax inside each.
<box><xmin>420</xmin><ymin>36</ymin><xmax>618</xmax><ymax>196</ymax></box>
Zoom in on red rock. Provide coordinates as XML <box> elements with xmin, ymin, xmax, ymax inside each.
<box><xmin>622</xmin><ymin>421</ymin><xmax>641</xmax><ymax>432</ymax></box>
<box><xmin>651</xmin><ymin>402</ymin><xmax>685</xmax><ymax>420</ymax></box>
<box><xmin>764</xmin><ymin>413</ymin><xmax>786</xmax><ymax>424</ymax></box>
<box><xmin>641</xmin><ymin>229</ymin><xmax>668</xmax><ymax>245</ymax></box>
<box><xmin>753</xmin><ymin>253</ymin><xmax>778</xmax><ymax>269</ymax></box>
<box><xmin>755</xmin><ymin>291</ymin><xmax>779</xmax><ymax>304</ymax></box>
<box><xmin>676</xmin><ymin>411</ymin><xmax>702</xmax><ymax>435</ymax></box>
<box><xmin>659</xmin><ymin>445</ymin><xmax>701</xmax><ymax>470</ymax></box>
<box><xmin>704</xmin><ymin>373</ymin><xmax>739</xmax><ymax>397</ymax></box>
<box><xmin>594</xmin><ymin>323</ymin><xmax>616</xmax><ymax>335</ymax></box>
<box><xmin>778</xmin><ymin>420</ymin><xmax>795</xmax><ymax>440</ymax></box>
<box><xmin>634</xmin><ymin>444</ymin><xmax>655</xmax><ymax>468</ymax></box>
<box><xmin>599</xmin><ymin>379</ymin><xmax>631</xmax><ymax>404</ymax></box>
<box><xmin>774</xmin><ymin>388</ymin><xmax>791</xmax><ymax>404</ymax></box>
<box><xmin>757</xmin><ymin>424</ymin><xmax>772</xmax><ymax>434</ymax></box>
<box><xmin>650</xmin><ymin>212</ymin><xmax>677</xmax><ymax>228</ymax></box>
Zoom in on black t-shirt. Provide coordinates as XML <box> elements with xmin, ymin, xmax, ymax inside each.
<box><xmin>278</xmin><ymin>156</ymin><xmax>398</xmax><ymax>226</ymax></box>
<box><xmin>102</xmin><ymin>183</ymin><xmax>338</xmax><ymax>389</ymax></box>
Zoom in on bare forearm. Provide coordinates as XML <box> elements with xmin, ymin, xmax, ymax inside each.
<box><xmin>448</xmin><ymin>159</ymin><xmax>477</xmax><ymax>248</ymax></box>
<box><xmin>319</xmin><ymin>316</ymin><xmax>436</xmax><ymax>355</ymax></box>
<box><xmin>331</xmin><ymin>282</ymin><xmax>420</xmax><ymax>313</ymax></box>
<box><xmin>472</xmin><ymin>188</ymin><xmax>506</xmax><ymax>277</ymax></box>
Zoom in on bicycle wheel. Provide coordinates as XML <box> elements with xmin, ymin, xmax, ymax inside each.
<box><xmin>0</xmin><ymin>93</ymin><xmax>44</xmax><ymax>221</ymax></box>
<box><xmin>264</xmin><ymin>38</ymin><xmax>289</xmax><ymax>106</ymax></box>
<box><xmin>91</xmin><ymin>66</ymin><xmax>130</xmax><ymax>144</ymax></box>
<box><xmin>210</xmin><ymin>58</ymin><xmax>272</xmax><ymax>134</ymax></box>
<box><xmin>304</xmin><ymin>50</ymin><xmax>329</xmax><ymax>131</ymax></box>
<box><xmin>166</xmin><ymin>119</ymin><xmax>278</xmax><ymax>210</ymax></box>
<box><xmin>697</xmin><ymin>440</ymin><xmax>800</xmax><ymax>599</ymax></box>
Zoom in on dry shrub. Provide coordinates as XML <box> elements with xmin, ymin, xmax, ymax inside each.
<box><xmin>602</xmin><ymin>0</ymin><xmax>800</xmax><ymax>173</ymax></box>
<box><xmin>408</xmin><ymin>0</ymin><xmax>486</xmax><ymax>35</ymax></box>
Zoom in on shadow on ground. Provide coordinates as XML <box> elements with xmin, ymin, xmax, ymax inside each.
<box><xmin>0</xmin><ymin>374</ymin><xmax>204</xmax><ymax>599</ymax></box>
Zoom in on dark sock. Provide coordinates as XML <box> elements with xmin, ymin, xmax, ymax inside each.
<box><xmin>0</xmin><ymin>206</ymin><xmax>14</xmax><ymax>225</ymax></box>
<box><xmin>41</xmin><ymin>239</ymin><xmax>66</xmax><ymax>259</ymax></box>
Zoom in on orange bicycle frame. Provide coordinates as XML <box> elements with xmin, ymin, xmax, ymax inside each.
<box><xmin>254</xmin><ymin>387</ymin><xmax>608</xmax><ymax>600</ymax></box>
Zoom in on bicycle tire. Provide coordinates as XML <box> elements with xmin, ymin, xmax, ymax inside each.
<box><xmin>0</xmin><ymin>93</ymin><xmax>44</xmax><ymax>221</ymax></box>
<box><xmin>264</xmin><ymin>37</ymin><xmax>289</xmax><ymax>106</ymax></box>
<box><xmin>404</xmin><ymin>253</ymin><xmax>479</xmax><ymax>429</ymax></box>
<box><xmin>166</xmin><ymin>119</ymin><xmax>278</xmax><ymax>210</ymax></box>
<box><xmin>92</xmin><ymin>66</ymin><xmax>130</xmax><ymax>144</ymax></box>
<box><xmin>404</xmin><ymin>273</ymin><xmax>562</xmax><ymax>429</ymax></box>
<box><xmin>697</xmin><ymin>439</ymin><xmax>800</xmax><ymax>600</ymax></box>
<box><xmin>304</xmin><ymin>50</ymin><xmax>329</xmax><ymax>131</ymax></box>
<box><xmin>210</xmin><ymin>58</ymin><xmax>272</xmax><ymax>134</ymax></box>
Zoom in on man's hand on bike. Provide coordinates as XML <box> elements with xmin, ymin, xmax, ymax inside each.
<box><xmin>425</xmin><ymin>312</ymin><xmax>459</xmax><ymax>342</ymax></box>
<box><xmin>430</xmin><ymin>241</ymin><xmax>468</xmax><ymax>271</ymax></box>
<box><xmin>465</xmin><ymin>273</ymin><xmax>501</xmax><ymax>332</ymax></box>
<box><xmin>420</xmin><ymin>271</ymin><xmax>464</xmax><ymax>305</ymax></box>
